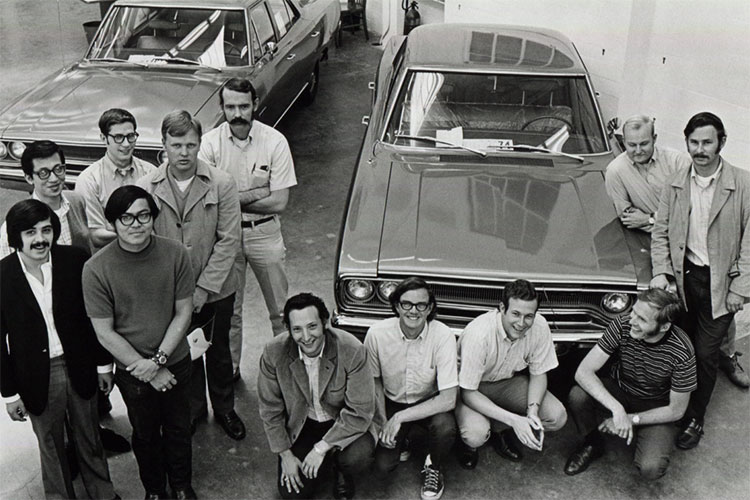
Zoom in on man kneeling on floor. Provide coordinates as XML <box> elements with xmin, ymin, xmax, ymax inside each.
<box><xmin>565</xmin><ymin>288</ymin><xmax>696</xmax><ymax>479</ymax></box>
<box><xmin>455</xmin><ymin>279</ymin><xmax>567</xmax><ymax>468</ymax></box>
<box><xmin>365</xmin><ymin>277</ymin><xmax>457</xmax><ymax>500</ymax></box>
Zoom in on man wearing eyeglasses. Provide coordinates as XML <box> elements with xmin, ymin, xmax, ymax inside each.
<box><xmin>454</xmin><ymin>279</ymin><xmax>567</xmax><ymax>469</ymax></box>
<box><xmin>364</xmin><ymin>277</ymin><xmax>457</xmax><ymax>500</ymax></box>
<box><xmin>137</xmin><ymin>110</ymin><xmax>245</xmax><ymax>441</ymax></box>
<box><xmin>75</xmin><ymin>108</ymin><xmax>155</xmax><ymax>250</ymax></box>
<box><xmin>1</xmin><ymin>140</ymin><xmax>89</xmax><ymax>258</ymax></box>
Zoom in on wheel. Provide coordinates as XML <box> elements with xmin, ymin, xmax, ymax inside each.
<box><xmin>520</xmin><ymin>115</ymin><xmax>574</xmax><ymax>131</ymax></box>
<box><xmin>300</xmin><ymin>64</ymin><xmax>319</xmax><ymax>106</ymax></box>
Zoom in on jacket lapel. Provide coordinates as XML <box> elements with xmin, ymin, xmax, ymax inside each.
<box><xmin>672</xmin><ymin>168</ymin><xmax>691</xmax><ymax>227</ymax></box>
<box><xmin>287</xmin><ymin>341</ymin><xmax>312</xmax><ymax>406</ymax></box>
<box><xmin>6</xmin><ymin>253</ymin><xmax>48</xmax><ymax>346</ymax></box>
<box><xmin>318</xmin><ymin>332</ymin><xmax>337</xmax><ymax>396</ymax></box>
<box><xmin>707</xmin><ymin>161</ymin><xmax>735</xmax><ymax>229</ymax></box>
<box><xmin>182</xmin><ymin>175</ymin><xmax>211</xmax><ymax>217</ymax></box>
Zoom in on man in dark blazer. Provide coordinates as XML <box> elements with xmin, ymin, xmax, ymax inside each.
<box><xmin>258</xmin><ymin>293</ymin><xmax>376</xmax><ymax>500</ymax></box>
<box><xmin>1</xmin><ymin>199</ymin><xmax>117</xmax><ymax>499</ymax></box>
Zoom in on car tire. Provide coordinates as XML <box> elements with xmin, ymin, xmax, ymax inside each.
<box><xmin>300</xmin><ymin>64</ymin><xmax>319</xmax><ymax>106</ymax></box>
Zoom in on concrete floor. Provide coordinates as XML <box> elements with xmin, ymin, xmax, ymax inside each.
<box><xmin>1</xmin><ymin>2</ymin><xmax>749</xmax><ymax>499</ymax></box>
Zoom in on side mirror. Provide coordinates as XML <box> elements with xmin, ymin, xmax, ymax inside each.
<box><xmin>606</xmin><ymin>117</ymin><xmax>619</xmax><ymax>137</ymax></box>
<box><xmin>264</xmin><ymin>41</ymin><xmax>277</xmax><ymax>57</ymax></box>
<box><xmin>607</xmin><ymin>117</ymin><xmax>624</xmax><ymax>152</ymax></box>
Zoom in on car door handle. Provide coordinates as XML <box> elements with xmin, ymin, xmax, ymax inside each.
<box><xmin>310</xmin><ymin>31</ymin><xmax>320</xmax><ymax>38</ymax></box>
<box><xmin>286</xmin><ymin>53</ymin><xmax>296</xmax><ymax>60</ymax></box>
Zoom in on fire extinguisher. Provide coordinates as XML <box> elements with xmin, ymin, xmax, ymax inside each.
<box><xmin>402</xmin><ymin>0</ymin><xmax>421</xmax><ymax>36</ymax></box>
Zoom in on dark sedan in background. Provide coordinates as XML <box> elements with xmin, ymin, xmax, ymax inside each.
<box><xmin>0</xmin><ymin>0</ymin><xmax>339</xmax><ymax>188</ymax></box>
<box><xmin>333</xmin><ymin>24</ymin><xmax>650</xmax><ymax>352</ymax></box>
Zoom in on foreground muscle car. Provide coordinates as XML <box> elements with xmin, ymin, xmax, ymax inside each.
<box><xmin>333</xmin><ymin>24</ymin><xmax>651</xmax><ymax>350</ymax></box>
<box><xmin>0</xmin><ymin>0</ymin><xmax>339</xmax><ymax>188</ymax></box>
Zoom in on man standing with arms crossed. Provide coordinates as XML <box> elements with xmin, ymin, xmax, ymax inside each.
<box><xmin>606</xmin><ymin>115</ymin><xmax>748</xmax><ymax>388</ymax></box>
<box><xmin>650</xmin><ymin>112</ymin><xmax>750</xmax><ymax>449</ymax></box>
<box><xmin>138</xmin><ymin>110</ymin><xmax>246</xmax><ymax>440</ymax></box>
<box><xmin>199</xmin><ymin>78</ymin><xmax>297</xmax><ymax>380</ymax></box>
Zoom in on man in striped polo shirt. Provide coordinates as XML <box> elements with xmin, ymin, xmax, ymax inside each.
<box><xmin>564</xmin><ymin>288</ymin><xmax>696</xmax><ymax>479</ymax></box>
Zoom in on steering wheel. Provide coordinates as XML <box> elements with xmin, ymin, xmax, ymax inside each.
<box><xmin>223</xmin><ymin>40</ymin><xmax>242</xmax><ymax>56</ymax></box>
<box><xmin>520</xmin><ymin>116</ymin><xmax>574</xmax><ymax>131</ymax></box>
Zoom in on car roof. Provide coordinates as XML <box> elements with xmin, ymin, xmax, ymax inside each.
<box><xmin>403</xmin><ymin>24</ymin><xmax>587</xmax><ymax>74</ymax></box>
<box><xmin>114</xmin><ymin>0</ymin><xmax>259</xmax><ymax>9</ymax></box>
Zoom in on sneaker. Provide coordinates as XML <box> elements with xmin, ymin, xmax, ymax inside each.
<box><xmin>399</xmin><ymin>437</ymin><xmax>411</xmax><ymax>462</ymax></box>
<box><xmin>720</xmin><ymin>352</ymin><xmax>750</xmax><ymax>389</ymax></box>
<box><xmin>420</xmin><ymin>457</ymin><xmax>444</xmax><ymax>500</ymax></box>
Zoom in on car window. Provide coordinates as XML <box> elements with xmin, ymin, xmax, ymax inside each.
<box><xmin>87</xmin><ymin>6</ymin><xmax>249</xmax><ymax>67</ymax></box>
<box><xmin>385</xmin><ymin>71</ymin><xmax>606</xmax><ymax>155</ymax></box>
<box><xmin>250</xmin><ymin>4</ymin><xmax>276</xmax><ymax>49</ymax></box>
<box><xmin>267</xmin><ymin>0</ymin><xmax>297</xmax><ymax>38</ymax></box>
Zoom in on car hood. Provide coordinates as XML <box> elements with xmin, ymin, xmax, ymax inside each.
<box><xmin>0</xmin><ymin>64</ymin><xmax>225</xmax><ymax>146</ymax></box>
<box><xmin>377</xmin><ymin>157</ymin><xmax>649</xmax><ymax>285</ymax></box>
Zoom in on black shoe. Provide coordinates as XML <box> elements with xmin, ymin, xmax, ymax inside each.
<box><xmin>333</xmin><ymin>467</ymin><xmax>355</xmax><ymax>500</ymax></box>
<box><xmin>564</xmin><ymin>442</ymin><xmax>604</xmax><ymax>476</ymax></box>
<box><xmin>420</xmin><ymin>462</ymin><xmax>444</xmax><ymax>500</ymax></box>
<box><xmin>720</xmin><ymin>352</ymin><xmax>750</xmax><ymax>389</ymax></box>
<box><xmin>455</xmin><ymin>441</ymin><xmax>478</xmax><ymax>470</ymax></box>
<box><xmin>216</xmin><ymin>410</ymin><xmax>246</xmax><ymax>440</ymax></box>
<box><xmin>491</xmin><ymin>430</ymin><xmax>523</xmax><ymax>462</ymax></box>
<box><xmin>100</xmin><ymin>427</ymin><xmax>131</xmax><ymax>453</ymax></box>
<box><xmin>676</xmin><ymin>418</ymin><xmax>703</xmax><ymax>450</ymax></box>
<box><xmin>171</xmin><ymin>486</ymin><xmax>197</xmax><ymax>500</ymax></box>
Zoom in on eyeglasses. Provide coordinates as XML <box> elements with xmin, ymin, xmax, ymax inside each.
<box><xmin>33</xmin><ymin>164</ymin><xmax>66</xmax><ymax>180</ymax></box>
<box><xmin>107</xmin><ymin>132</ymin><xmax>139</xmax><ymax>144</ymax></box>
<box><xmin>399</xmin><ymin>301</ymin><xmax>431</xmax><ymax>312</ymax></box>
<box><xmin>118</xmin><ymin>211</ymin><xmax>152</xmax><ymax>226</ymax></box>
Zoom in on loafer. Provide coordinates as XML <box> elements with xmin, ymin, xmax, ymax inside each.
<box><xmin>676</xmin><ymin>418</ymin><xmax>703</xmax><ymax>450</ymax></box>
<box><xmin>455</xmin><ymin>441</ymin><xmax>478</xmax><ymax>470</ymax></box>
<box><xmin>564</xmin><ymin>443</ymin><xmax>604</xmax><ymax>476</ymax></box>
<box><xmin>216</xmin><ymin>410</ymin><xmax>246</xmax><ymax>440</ymax></box>
<box><xmin>720</xmin><ymin>352</ymin><xmax>750</xmax><ymax>389</ymax></box>
<box><xmin>333</xmin><ymin>467</ymin><xmax>355</xmax><ymax>499</ymax></box>
<box><xmin>100</xmin><ymin>427</ymin><xmax>131</xmax><ymax>454</ymax></box>
<box><xmin>491</xmin><ymin>430</ymin><xmax>523</xmax><ymax>462</ymax></box>
<box><xmin>171</xmin><ymin>486</ymin><xmax>197</xmax><ymax>500</ymax></box>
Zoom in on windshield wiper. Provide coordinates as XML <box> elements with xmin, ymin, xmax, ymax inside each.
<box><xmin>505</xmin><ymin>144</ymin><xmax>584</xmax><ymax>162</ymax></box>
<box><xmin>86</xmin><ymin>57</ymin><xmax>147</xmax><ymax>67</ymax></box>
<box><xmin>394</xmin><ymin>134</ymin><xmax>487</xmax><ymax>157</ymax></box>
<box><xmin>150</xmin><ymin>56</ymin><xmax>221</xmax><ymax>71</ymax></box>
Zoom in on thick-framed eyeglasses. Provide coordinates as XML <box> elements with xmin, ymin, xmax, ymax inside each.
<box><xmin>399</xmin><ymin>301</ymin><xmax>431</xmax><ymax>312</ymax></box>
<box><xmin>118</xmin><ymin>211</ymin><xmax>152</xmax><ymax>226</ymax></box>
<box><xmin>107</xmin><ymin>132</ymin><xmax>139</xmax><ymax>144</ymax></box>
<box><xmin>33</xmin><ymin>164</ymin><xmax>66</xmax><ymax>180</ymax></box>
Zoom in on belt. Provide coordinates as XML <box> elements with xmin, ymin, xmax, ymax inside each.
<box><xmin>685</xmin><ymin>259</ymin><xmax>709</xmax><ymax>271</ymax></box>
<box><xmin>241</xmin><ymin>216</ymin><xmax>274</xmax><ymax>229</ymax></box>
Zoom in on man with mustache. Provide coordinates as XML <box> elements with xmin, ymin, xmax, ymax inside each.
<box><xmin>651</xmin><ymin>112</ymin><xmax>750</xmax><ymax>449</ymax></box>
<box><xmin>1</xmin><ymin>199</ymin><xmax>117</xmax><ymax>499</ymax></box>
<box><xmin>199</xmin><ymin>78</ymin><xmax>297</xmax><ymax>382</ymax></box>
<box><xmin>605</xmin><ymin>115</ymin><xmax>748</xmax><ymax>389</ymax></box>
<box><xmin>76</xmin><ymin>108</ymin><xmax>155</xmax><ymax>251</ymax></box>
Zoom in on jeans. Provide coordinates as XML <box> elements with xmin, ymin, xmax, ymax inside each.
<box><xmin>116</xmin><ymin>355</ymin><xmax>192</xmax><ymax>494</ymax></box>
<box><xmin>277</xmin><ymin>418</ymin><xmax>374</xmax><ymax>500</ymax></box>
<box><xmin>568</xmin><ymin>379</ymin><xmax>677</xmax><ymax>480</ymax></box>
<box><xmin>190</xmin><ymin>294</ymin><xmax>236</xmax><ymax>420</ymax></box>
<box><xmin>456</xmin><ymin>374</ymin><xmax>567</xmax><ymax>448</ymax></box>
<box><xmin>680</xmin><ymin>262</ymin><xmax>734</xmax><ymax>422</ymax></box>
<box><xmin>374</xmin><ymin>397</ymin><xmax>456</xmax><ymax>472</ymax></box>
<box><xmin>229</xmin><ymin>216</ymin><xmax>289</xmax><ymax>371</ymax></box>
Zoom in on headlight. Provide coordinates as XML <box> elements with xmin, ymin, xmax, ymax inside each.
<box><xmin>345</xmin><ymin>279</ymin><xmax>374</xmax><ymax>302</ymax></box>
<box><xmin>158</xmin><ymin>150</ymin><xmax>168</xmax><ymax>164</ymax></box>
<box><xmin>376</xmin><ymin>281</ymin><xmax>399</xmax><ymax>303</ymax></box>
<box><xmin>0</xmin><ymin>142</ymin><xmax>7</xmax><ymax>159</ymax></box>
<box><xmin>9</xmin><ymin>141</ymin><xmax>26</xmax><ymax>160</ymax></box>
<box><xmin>601</xmin><ymin>292</ymin><xmax>631</xmax><ymax>313</ymax></box>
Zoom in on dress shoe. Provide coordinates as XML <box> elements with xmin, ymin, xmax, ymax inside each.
<box><xmin>491</xmin><ymin>430</ymin><xmax>523</xmax><ymax>462</ymax></box>
<box><xmin>100</xmin><ymin>427</ymin><xmax>131</xmax><ymax>453</ymax></box>
<box><xmin>720</xmin><ymin>352</ymin><xmax>750</xmax><ymax>389</ymax></box>
<box><xmin>455</xmin><ymin>440</ymin><xmax>478</xmax><ymax>470</ymax></box>
<box><xmin>333</xmin><ymin>466</ymin><xmax>355</xmax><ymax>499</ymax></box>
<box><xmin>676</xmin><ymin>418</ymin><xmax>703</xmax><ymax>450</ymax></box>
<box><xmin>171</xmin><ymin>486</ymin><xmax>198</xmax><ymax>500</ymax></box>
<box><xmin>216</xmin><ymin>410</ymin><xmax>246</xmax><ymax>440</ymax></box>
<box><xmin>564</xmin><ymin>442</ymin><xmax>604</xmax><ymax>475</ymax></box>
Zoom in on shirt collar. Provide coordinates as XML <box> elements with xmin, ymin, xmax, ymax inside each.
<box><xmin>298</xmin><ymin>340</ymin><xmax>326</xmax><ymax>362</ymax></box>
<box><xmin>690</xmin><ymin>159</ymin><xmax>723</xmax><ymax>184</ymax></box>
<box><xmin>399</xmin><ymin>321</ymin><xmax>428</xmax><ymax>341</ymax></box>
<box><xmin>103</xmin><ymin>153</ymin><xmax>136</xmax><ymax>178</ymax></box>
<box><xmin>31</xmin><ymin>191</ymin><xmax>70</xmax><ymax>216</ymax></box>
<box><xmin>18</xmin><ymin>250</ymin><xmax>52</xmax><ymax>277</ymax></box>
<box><xmin>626</xmin><ymin>146</ymin><xmax>659</xmax><ymax>170</ymax></box>
<box><xmin>225</xmin><ymin>121</ymin><xmax>255</xmax><ymax>145</ymax></box>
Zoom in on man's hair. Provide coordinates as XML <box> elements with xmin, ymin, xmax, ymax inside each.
<box><xmin>5</xmin><ymin>199</ymin><xmax>61</xmax><ymax>250</ymax></box>
<box><xmin>99</xmin><ymin>108</ymin><xmax>137</xmax><ymax>135</ymax></box>
<box><xmin>104</xmin><ymin>185</ymin><xmax>160</xmax><ymax>224</ymax></box>
<box><xmin>622</xmin><ymin>115</ymin><xmax>656</xmax><ymax>137</ymax></box>
<box><xmin>20</xmin><ymin>140</ymin><xmax>65</xmax><ymax>178</ymax></box>
<box><xmin>388</xmin><ymin>277</ymin><xmax>438</xmax><ymax>321</ymax></box>
<box><xmin>283</xmin><ymin>293</ymin><xmax>330</xmax><ymax>326</ymax></box>
<box><xmin>638</xmin><ymin>288</ymin><xmax>683</xmax><ymax>326</ymax></box>
<box><xmin>501</xmin><ymin>279</ymin><xmax>539</xmax><ymax>310</ymax></box>
<box><xmin>161</xmin><ymin>110</ymin><xmax>202</xmax><ymax>140</ymax></box>
<box><xmin>683</xmin><ymin>112</ymin><xmax>726</xmax><ymax>142</ymax></box>
<box><xmin>219</xmin><ymin>77</ymin><xmax>258</xmax><ymax>106</ymax></box>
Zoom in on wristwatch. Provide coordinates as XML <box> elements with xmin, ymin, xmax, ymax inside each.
<box><xmin>150</xmin><ymin>349</ymin><xmax>169</xmax><ymax>367</ymax></box>
<box><xmin>631</xmin><ymin>414</ymin><xmax>640</xmax><ymax>425</ymax></box>
<box><xmin>648</xmin><ymin>213</ymin><xmax>655</xmax><ymax>225</ymax></box>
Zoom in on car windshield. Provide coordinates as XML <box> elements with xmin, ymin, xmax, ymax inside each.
<box><xmin>87</xmin><ymin>6</ymin><xmax>249</xmax><ymax>67</ymax></box>
<box><xmin>385</xmin><ymin>71</ymin><xmax>607</xmax><ymax>155</ymax></box>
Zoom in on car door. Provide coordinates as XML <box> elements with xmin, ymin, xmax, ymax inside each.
<box><xmin>248</xmin><ymin>0</ymin><xmax>287</xmax><ymax>123</ymax></box>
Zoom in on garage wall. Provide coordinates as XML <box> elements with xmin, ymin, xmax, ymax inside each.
<box><xmin>441</xmin><ymin>0</ymin><xmax>750</xmax><ymax>167</ymax></box>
